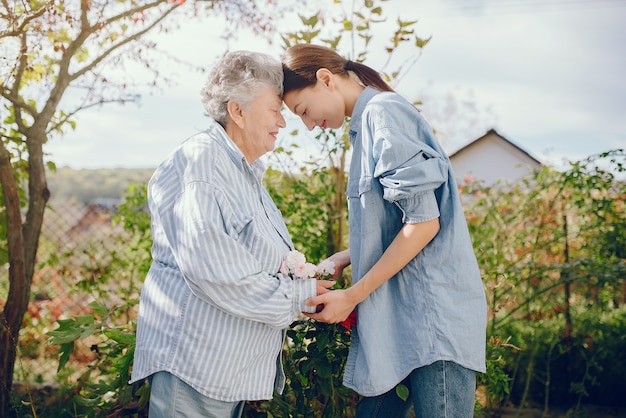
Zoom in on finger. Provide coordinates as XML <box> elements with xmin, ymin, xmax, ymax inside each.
<box><xmin>316</xmin><ymin>286</ymin><xmax>331</xmax><ymax>296</ymax></box>
<box><xmin>305</xmin><ymin>295</ymin><xmax>324</xmax><ymax>306</ymax></box>
<box><xmin>318</xmin><ymin>280</ymin><xmax>336</xmax><ymax>289</ymax></box>
<box><xmin>307</xmin><ymin>303</ymin><xmax>343</xmax><ymax>323</ymax></box>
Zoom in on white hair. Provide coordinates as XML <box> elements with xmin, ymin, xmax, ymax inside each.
<box><xmin>200</xmin><ymin>50</ymin><xmax>283</xmax><ymax>128</ymax></box>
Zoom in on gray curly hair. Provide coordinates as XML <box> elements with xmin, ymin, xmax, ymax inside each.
<box><xmin>200</xmin><ymin>50</ymin><xmax>284</xmax><ymax>128</ymax></box>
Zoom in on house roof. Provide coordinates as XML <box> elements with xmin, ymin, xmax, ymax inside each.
<box><xmin>449</xmin><ymin>128</ymin><xmax>542</xmax><ymax>166</ymax></box>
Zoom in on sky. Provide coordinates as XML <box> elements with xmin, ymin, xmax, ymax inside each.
<box><xmin>47</xmin><ymin>0</ymin><xmax>626</xmax><ymax>171</ymax></box>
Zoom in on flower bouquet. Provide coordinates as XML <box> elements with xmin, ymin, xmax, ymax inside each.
<box><xmin>281</xmin><ymin>250</ymin><xmax>356</xmax><ymax>330</ymax></box>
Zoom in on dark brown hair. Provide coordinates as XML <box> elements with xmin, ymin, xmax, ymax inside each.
<box><xmin>282</xmin><ymin>44</ymin><xmax>393</xmax><ymax>94</ymax></box>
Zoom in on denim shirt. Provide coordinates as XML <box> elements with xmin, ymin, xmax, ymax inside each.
<box><xmin>130</xmin><ymin>119</ymin><xmax>317</xmax><ymax>401</ymax></box>
<box><xmin>343</xmin><ymin>87</ymin><xmax>487</xmax><ymax>396</ymax></box>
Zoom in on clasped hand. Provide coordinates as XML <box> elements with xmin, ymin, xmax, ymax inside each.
<box><xmin>304</xmin><ymin>288</ymin><xmax>356</xmax><ymax>324</ymax></box>
<box><xmin>306</xmin><ymin>250</ymin><xmax>355</xmax><ymax>324</ymax></box>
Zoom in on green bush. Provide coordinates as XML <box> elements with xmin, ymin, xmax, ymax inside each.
<box><xmin>42</xmin><ymin>150</ymin><xmax>626</xmax><ymax>416</ymax></box>
<box><xmin>503</xmin><ymin>306</ymin><xmax>626</xmax><ymax>409</ymax></box>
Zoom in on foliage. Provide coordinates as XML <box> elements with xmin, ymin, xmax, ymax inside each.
<box><xmin>464</xmin><ymin>149</ymin><xmax>626</xmax><ymax>414</ymax></box>
<box><xmin>265</xmin><ymin>166</ymin><xmax>343</xmax><ymax>264</ymax></box>
<box><xmin>263</xmin><ymin>319</ymin><xmax>357</xmax><ymax>417</ymax></box>
<box><xmin>501</xmin><ymin>304</ymin><xmax>626</xmax><ymax>413</ymax></box>
<box><xmin>476</xmin><ymin>335</ymin><xmax>517</xmax><ymax>413</ymax></box>
<box><xmin>41</xmin><ymin>149</ymin><xmax>626</xmax><ymax>417</ymax></box>
<box><xmin>33</xmin><ymin>149</ymin><xmax>625</xmax><ymax>417</ymax></box>
<box><xmin>31</xmin><ymin>184</ymin><xmax>152</xmax><ymax>418</ymax></box>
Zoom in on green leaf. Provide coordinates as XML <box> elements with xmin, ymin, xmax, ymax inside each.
<box><xmin>396</xmin><ymin>383</ymin><xmax>409</xmax><ymax>401</ymax></box>
<box><xmin>136</xmin><ymin>382</ymin><xmax>151</xmax><ymax>409</ymax></box>
<box><xmin>299</xmin><ymin>14</ymin><xmax>319</xmax><ymax>27</ymax></box>
<box><xmin>89</xmin><ymin>301</ymin><xmax>109</xmax><ymax>316</ymax></box>
<box><xmin>316</xmin><ymin>359</ymin><xmax>332</xmax><ymax>379</ymax></box>
<box><xmin>415</xmin><ymin>35</ymin><xmax>431</xmax><ymax>48</ymax></box>
<box><xmin>74</xmin><ymin>314</ymin><xmax>96</xmax><ymax>325</ymax></box>
<box><xmin>104</xmin><ymin>328</ymin><xmax>136</xmax><ymax>345</ymax></box>
<box><xmin>73</xmin><ymin>394</ymin><xmax>101</xmax><ymax>407</ymax></box>
<box><xmin>56</xmin><ymin>342</ymin><xmax>74</xmax><ymax>371</ymax></box>
<box><xmin>47</xmin><ymin>320</ymin><xmax>84</xmax><ymax>344</ymax></box>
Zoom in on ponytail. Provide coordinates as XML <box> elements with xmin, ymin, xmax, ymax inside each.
<box><xmin>282</xmin><ymin>44</ymin><xmax>393</xmax><ymax>94</ymax></box>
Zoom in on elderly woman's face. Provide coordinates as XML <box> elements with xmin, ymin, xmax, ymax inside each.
<box><xmin>237</xmin><ymin>87</ymin><xmax>286</xmax><ymax>161</ymax></box>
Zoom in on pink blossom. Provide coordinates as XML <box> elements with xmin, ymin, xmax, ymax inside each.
<box><xmin>316</xmin><ymin>260</ymin><xmax>336</xmax><ymax>277</ymax></box>
<box><xmin>295</xmin><ymin>262</ymin><xmax>317</xmax><ymax>279</ymax></box>
<box><xmin>283</xmin><ymin>250</ymin><xmax>306</xmax><ymax>274</ymax></box>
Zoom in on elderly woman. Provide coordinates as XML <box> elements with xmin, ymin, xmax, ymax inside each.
<box><xmin>130</xmin><ymin>51</ymin><xmax>333</xmax><ymax>417</ymax></box>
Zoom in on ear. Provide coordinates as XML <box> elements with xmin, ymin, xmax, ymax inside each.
<box><xmin>227</xmin><ymin>99</ymin><xmax>245</xmax><ymax>129</ymax></box>
<box><xmin>315</xmin><ymin>68</ymin><xmax>335</xmax><ymax>89</ymax></box>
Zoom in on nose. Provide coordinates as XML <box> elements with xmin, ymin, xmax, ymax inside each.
<box><xmin>302</xmin><ymin>116</ymin><xmax>316</xmax><ymax>131</ymax></box>
<box><xmin>277</xmin><ymin>111</ymin><xmax>286</xmax><ymax>128</ymax></box>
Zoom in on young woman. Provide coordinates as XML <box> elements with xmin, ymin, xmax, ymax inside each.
<box><xmin>282</xmin><ymin>44</ymin><xmax>487</xmax><ymax>417</ymax></box>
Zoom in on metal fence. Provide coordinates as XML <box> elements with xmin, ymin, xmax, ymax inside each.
<box><xmin>7</xmin><ymin>199</ymin><xmax>133</xmax><ymax>384</ymax></box>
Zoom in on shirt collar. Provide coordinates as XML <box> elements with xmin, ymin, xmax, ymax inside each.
<box><xmin>205</xmin><ymin>118</ymin><xmax>266</xmax><ymax>181</ymax></box>
<box><xmin>348</xmin><ymin>86</ymin><xmax>380</xmax><ymax>140</ymax></box>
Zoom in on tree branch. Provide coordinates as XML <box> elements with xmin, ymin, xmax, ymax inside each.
<box><xmin>0</xmin><ymin>1</ymin><xmax>53</xmax><ymax>39</ymax></box>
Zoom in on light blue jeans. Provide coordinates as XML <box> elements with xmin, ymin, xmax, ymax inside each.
<box><xmin>148</xmin><ymin>371</ymin><xmax>245</xmax><ymax>418</ymax></box>
<box><xmin>355</xmin><ymin>361</ymin><xmax>477</xmax><ymax>418</ymax></box>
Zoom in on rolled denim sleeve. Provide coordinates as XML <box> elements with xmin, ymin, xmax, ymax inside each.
<box><xmin>394</xmin><ymin>191</ymin><xmax>440</xmax><ymax>224</ymax></box>
<box><xmin>368</xmin><ymin>101</ymin><xmax>448</xmax><ymax>223</ymax></box>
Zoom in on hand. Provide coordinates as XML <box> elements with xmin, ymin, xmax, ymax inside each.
<box><xmin>303</xmin><ymin>288</ymin><xmax>357</xmax><ymax>324</ymax></box>
<box><xmin>300</xmin><ymin>280</ymin><xmax>334</xmax><ymax>314</ymax></box>
<box><xmin>316</xmin><ymin>280</ymin><xmax>336</xmax><ymax>296</ymax></box>
<box><xmin>324</xmin><ymin>250</ymin><xmax>351</xmax><ymax>282</ymax></box>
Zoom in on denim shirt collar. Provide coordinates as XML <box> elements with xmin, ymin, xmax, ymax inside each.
<box><xmin>349</xmin><ymin>86</ymin><xmax>380</xmax><ymax>144</ymax></box>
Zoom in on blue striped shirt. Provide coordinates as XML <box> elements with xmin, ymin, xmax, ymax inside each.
<box><xmin>130</xmin><ymin>119</ymin><xmax>317</xmax><ymax>401</ymax></box>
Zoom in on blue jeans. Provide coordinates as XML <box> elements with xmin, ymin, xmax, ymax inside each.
<box><xmin>355</xmin><ymin>361</ymin><xmax>477</xmax><ymax>418</ymax></box>
<box><xmin>148</xmin><ymin>371</ymin><xmax>245</xmax><ymax>418</ymax></box>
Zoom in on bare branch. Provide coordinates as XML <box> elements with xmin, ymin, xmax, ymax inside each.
<box><xmin>0</xmin><ymin>1</ymin><xmax>54</xmax><ymax>39</ymax></box>
<box><xmin>36</xmin><ymin>2</ymin><xmax>180</xmax><ymax>127</ymax></box>
<box><xmin>71</xmin><ymin>4</ymin><xmax>180</xmax><ymax>82</ymax></box>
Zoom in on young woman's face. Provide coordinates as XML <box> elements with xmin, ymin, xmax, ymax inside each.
<box><xmin>283</xmin><ymin>78</ymin><xmax>346</xmax><ymax>131</ymax></box>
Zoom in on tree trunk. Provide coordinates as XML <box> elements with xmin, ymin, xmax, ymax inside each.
<box><xmin>0</xmin><ymin>145</ymin><xmax>28</xmax><ymax>415</ymax></box>
<box><xmin>328</xmin><ymin>161</ymin><xmax>346</xmax><ymax>255</ymax></box>
<box><xmin>562</xmin><ymin>206</ymin><xmax>573</xmax><ymax>405</ymax></box>
<box><xmin>0</xmin><ymin>133</ymin><xmax>49</xmax><ymax>414</ymax></box>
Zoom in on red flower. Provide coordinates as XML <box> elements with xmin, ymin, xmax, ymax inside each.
<box><xmin>340</xmin><ymin>310</ymin><xmax>357</xmax><ymax>330</ymax></box>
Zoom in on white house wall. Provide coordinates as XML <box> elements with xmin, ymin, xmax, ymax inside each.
<box><xmin>450</xmin><ymin>134</ymin><xmax>540</xmax><ymax>185</ymax></box>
